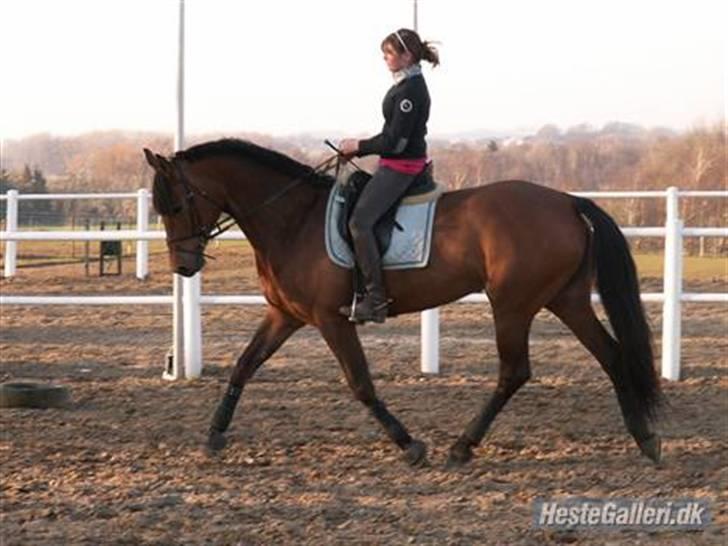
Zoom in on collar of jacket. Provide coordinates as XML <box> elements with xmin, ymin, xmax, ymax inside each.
<box><xmin>392</xmin><ymin>64</ymin><xmax>422</xmax><ymax>84</ymax></box>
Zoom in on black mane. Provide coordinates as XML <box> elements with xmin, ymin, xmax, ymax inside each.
<box><xmin>176</xmin><ymin>138</ymin><xmax>334</xmax><ymax>186</ymax></box>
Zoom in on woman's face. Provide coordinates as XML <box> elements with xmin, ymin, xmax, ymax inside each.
<box><xmin>382</xmin><ymin>42</ymin><xmax>412</xmax><ymax>72</ymax></box>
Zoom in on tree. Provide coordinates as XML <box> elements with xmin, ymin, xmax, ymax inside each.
<box><xmin>31</xmin><ymin>167</ymin><xmax>48</xmax><ymax>193</ymax></box>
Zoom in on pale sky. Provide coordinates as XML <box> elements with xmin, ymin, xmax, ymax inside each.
<box><xmin>0</xmin><ymin>0</ymin><xmax>725</xmax><ymax>140</ymax></box>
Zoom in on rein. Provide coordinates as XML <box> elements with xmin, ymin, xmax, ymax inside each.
<box><xmin>167</xmin><ymin>153</ymin><xmax>341</xmax><ymax>261</ymax></box>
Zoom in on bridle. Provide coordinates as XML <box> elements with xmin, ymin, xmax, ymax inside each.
<box><xmin>163</xmin><ymin>153</ymin><xmax>342</xmax><ymax>261</ymax></box>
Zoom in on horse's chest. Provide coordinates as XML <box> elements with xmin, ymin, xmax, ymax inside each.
<box><xmin>256</xmin><ymin>260</ymin><xmax>310</xmax><ymax>317</ymax></box>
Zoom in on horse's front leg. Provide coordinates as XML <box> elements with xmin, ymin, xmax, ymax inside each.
<box><xmin>207</xmin><ymin>306</ymin><xmax>303</xmax><ymax>452</ymax></box>
<box><xmin>318</xmin><ymin>319</ymin><xmax>427</xmax><ymax>467</ymax></box>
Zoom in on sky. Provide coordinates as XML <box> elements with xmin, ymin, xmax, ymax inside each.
<box><xmin>0</xmin><ymin>0</ymin><xmax>725</xmax><ymax>141</ymax></box>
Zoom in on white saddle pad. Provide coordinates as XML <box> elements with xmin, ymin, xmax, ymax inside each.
<box><xmin>324</xmin><ymin>183</ymin><xmax>440</xmax><ymax>270</ymax></box>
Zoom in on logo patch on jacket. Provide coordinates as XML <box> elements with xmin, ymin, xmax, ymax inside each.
<box><xmin>399</xmin><ymin>99</ymin><xmax>413</xmax><ymax>113</ymax></box>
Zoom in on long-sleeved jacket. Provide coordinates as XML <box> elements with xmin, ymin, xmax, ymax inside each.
<box><xmin>357</xmin><ymin>72</ymin><xmax>430</xmax><ymax>159</ymax></box>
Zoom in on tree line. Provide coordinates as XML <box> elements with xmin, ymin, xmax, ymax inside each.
<box><xmin>1</xmin><ymin>124</ymin><xmax>725</xmax><ymax>252</ymax></box>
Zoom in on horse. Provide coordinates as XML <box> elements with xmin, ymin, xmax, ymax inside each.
<box><xmin>143</xmin><ymin>139</ymin><xmax>662</xmax><ymax>467</ymax></box>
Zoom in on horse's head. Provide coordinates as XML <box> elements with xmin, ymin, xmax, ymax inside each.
<box><xmin>143</xmin><ymin>148</ymin><xmax>225</xmax><ymax>277</ymax></box>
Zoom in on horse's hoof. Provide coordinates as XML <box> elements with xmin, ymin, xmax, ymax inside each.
<box><xmin>637</xmin><ymin>434</ymin><xmax>661</xmax><ymax>464</ymax></box>
<box><xmin>446</xmin><ymin>442</ymin><xmax>473</xmax><ymax>468</ymax></box>
<box><xmin>402</xmin><ymin>440</ymin><xmax>428</xmax><ymax>467</ymax></box>
<box><xmin>206</xmin><ymin>430</ymin><xmax>227</xmax><ymax>454</ymax></box>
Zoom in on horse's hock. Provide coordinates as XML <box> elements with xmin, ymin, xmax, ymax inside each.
<box><xmin>0</xmin><ymin>382</ymin><xmax>71</xmax><ymax>409</ymax></box>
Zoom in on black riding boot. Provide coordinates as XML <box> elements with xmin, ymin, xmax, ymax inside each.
<box><xmin>348</xmin><ymin>272</ymin><xmax>389</xmax><ymax>324</ymax></box>
<box><xmin>338</xmin><ymin>166</ymin><xmax>416</xmax><ymax>323</ymax></box>
<box><xmin>339</xmin><ymin>234</ymin><xmax>390</xmax><ymax>324</ymax></box>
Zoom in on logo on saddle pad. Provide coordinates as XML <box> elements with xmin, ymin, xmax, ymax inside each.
<box><xmin>325</xmin><ymin>173</ymin><xmax>443</xmax><ymax>270</ymax></box>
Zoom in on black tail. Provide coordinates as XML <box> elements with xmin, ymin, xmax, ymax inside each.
<box><xmin>574</xmin><ymin>197</ymin><xmax>662</xmax><ymax>422</ymax></box>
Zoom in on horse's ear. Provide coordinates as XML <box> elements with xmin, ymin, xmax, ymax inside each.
<box><xmin>143</xmin><ymin>148</ymin><xmax>160</xmax><ymax>170</ymax></box>
<box><xmin>144</xmin><ymin>148</ymin><xmax>175</xmax><ymax>177</ymax></box>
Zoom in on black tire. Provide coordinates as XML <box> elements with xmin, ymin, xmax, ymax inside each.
<box><xmin>0</xmin><ymin>382</ymin><xmax>71</xmax><ymax>409</ymax></box>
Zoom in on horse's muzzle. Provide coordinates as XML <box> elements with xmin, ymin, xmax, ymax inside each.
<box><xmin>175</xmin><ymin>265</ymin><xmax>200</xmax><ymax>277</ymax></box>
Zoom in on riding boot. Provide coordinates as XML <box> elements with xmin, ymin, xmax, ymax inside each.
<box><xmin>351</xmin><ymin>271</ymin><xmax>389</xmax><ymax>323</ymax></box>
<box><xmin>339</xmin><ymin>238</ymin><xmax>390</xmax><ymax>324</ymax></box>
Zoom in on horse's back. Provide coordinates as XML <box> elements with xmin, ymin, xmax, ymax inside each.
<box><xmin>436</xmin><ymin>180</ymin><xmax>587</xmax><ymax>307</ymax></box>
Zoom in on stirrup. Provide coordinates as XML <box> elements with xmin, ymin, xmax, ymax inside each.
<box><xmin>342</xmin><ymin>295</ymin><xmax>390</xmax><ymax>324</ymax></box>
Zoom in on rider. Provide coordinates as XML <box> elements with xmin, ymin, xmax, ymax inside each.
<box><xmin>339</xmin><ymin>28</ymin><xmax>439</xmax><ymax>324</ymax></box>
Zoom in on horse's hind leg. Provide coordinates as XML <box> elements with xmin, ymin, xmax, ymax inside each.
<box><xmin>318</xmin><ymin>319</ymin><xmax>427</xmax><ymax>467</ymax></box>
<box><xmin>546</xmin><ymin>283</ymin><xmax>661</xmax><ymax>462</ymax></box>
<box><xmin>207</xmin><ymin>306</ymin><xmax>303</xmax><ymax>452</ymax></box>
<box><xmin>448</xmin><ymin>309</ymin><xmax>535</xmax><ymax>466</ymax></box>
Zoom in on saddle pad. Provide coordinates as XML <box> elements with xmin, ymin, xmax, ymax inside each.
<box><xmin>324</xmin><ymin>183</ymin><xmax>439</xmax><ymax>270</ymax></box>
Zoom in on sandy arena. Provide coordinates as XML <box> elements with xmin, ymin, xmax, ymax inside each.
<box><xmin>1</xmin><ymin>247</ymin><xmax>726</xmax><ymax>545</ymax></box>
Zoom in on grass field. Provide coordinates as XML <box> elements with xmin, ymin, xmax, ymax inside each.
<box><xmin>633</xmin><ymin>252</ymin><xmax>727</xmax><ymax>281</ymax></box>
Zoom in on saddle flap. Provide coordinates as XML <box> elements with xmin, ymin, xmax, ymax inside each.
<box><xmin>325</xmin><ymin>167</ymin><xmax>442</xmax><ymax>271</ymax></box>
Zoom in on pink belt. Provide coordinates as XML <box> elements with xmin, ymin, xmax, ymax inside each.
<box><xmin>378</xmin><ymin>157</ymin><xmax>428</xmax><ymax>175</ymax></box>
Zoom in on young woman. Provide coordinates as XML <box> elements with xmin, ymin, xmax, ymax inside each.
<box><xmin>339</xmin><ymin>28</ymin><xmax>439</xmax><ymax>324</ymax></box>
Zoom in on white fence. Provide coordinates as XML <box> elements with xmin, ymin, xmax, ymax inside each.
<box><xmin>1</xmin><ymin>187</ymin><xmax>727</xmax><ymax>382</ymax></box>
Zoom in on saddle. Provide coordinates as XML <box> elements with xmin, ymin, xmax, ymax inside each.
<box><xmin>336</xmin><ymin>163</ymin><xmax>439</xmax><ymax>256</ymax></box>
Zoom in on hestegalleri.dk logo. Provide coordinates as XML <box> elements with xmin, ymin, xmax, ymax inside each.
<box><xmin>533</xmin><ymin>498</ymin><xmax>711</xmax><ymax>530</ymax></box>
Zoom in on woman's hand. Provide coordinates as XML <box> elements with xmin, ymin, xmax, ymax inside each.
<box><xmin>338</xmin><ymin>138</ymin><xmax>359</xmax><ymax>158</ymax></box>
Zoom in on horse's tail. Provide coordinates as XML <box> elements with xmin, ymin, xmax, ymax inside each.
<box><xmin>573</xmin><ymin>197</ymin><xmax>662</xmax><ymax>422</ymax></box>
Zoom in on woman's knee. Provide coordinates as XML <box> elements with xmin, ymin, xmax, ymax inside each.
<box><xmin>348</xmin><ymin>214</ymin><xmax>374</xmax><ymax>238</ymax></box>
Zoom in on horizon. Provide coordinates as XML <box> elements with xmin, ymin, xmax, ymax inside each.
<box><xmin>1</xmin><ymin>0</ymin><xmax>725</xmax><ymax>141</ymax></box>
<box><xmin>0</xmin><ymin>118</ymin><xmax>711</xmax><ymax>145</ymax></box>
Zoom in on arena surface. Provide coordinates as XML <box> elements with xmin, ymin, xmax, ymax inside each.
<box><xmin>1</xmin><ymin>246</ymin><xmax>726</xmax><ymax>544</ymax></box>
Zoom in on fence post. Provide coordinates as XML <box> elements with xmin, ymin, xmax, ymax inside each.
<box><xmin>183</xmin><ymin>274</ymin><xmax>202</xmax><ymax>379</ymax></box>
<box><xmin>661</xmin><ymin>186</ymin><xmax>683</xmax><ymax>381</ymax></box>
<box><xmin>421</xmin><ymin>308</ymin><xmax>440</xmax><ymax>374</ymax></box>
<box><xmin>136</xmin><ymin>189</ymin><xmax>149</xmax><ymax>280</ymax></box>
<box><xmin>3</xmin><ymin>190</ymin><xmax>18</xmax><ymax>278</ymax></box>
<box><xmin>163</xmin><ymin>275</ymin><xmax>186</xmax><ymax>381</ymax></box>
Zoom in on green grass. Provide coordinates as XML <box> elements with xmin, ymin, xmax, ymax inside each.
<box><xmin>633</xmin><ymin>253</ymin><xmax>727</xmax><ymax>281</ymax></box>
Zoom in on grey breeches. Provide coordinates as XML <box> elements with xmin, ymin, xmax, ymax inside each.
<box><xmin>348</xmin><ymin>167</ymin><xmax>416</xmax><ymax>281</ymax></box>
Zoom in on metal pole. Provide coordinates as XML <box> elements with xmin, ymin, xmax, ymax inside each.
<box><xmin>177</xmin><ymin>0</ymin><xmax>201</xmax><ymax>379</ymax></box>
<box><xmin>412</xmin><ymin>0</ymin><xmax>438</xmax><ymax>374</ymax></box>
<box><xmin>3</xmin><ymin>189</ymin><xmax>18</xmax><ymax>278</ymax></box>
<box><xmin>174</xmin><ymin>0</ymin><xmax>185</xmax><ymax>153</ymax></box>
<box><xmin>165</xmin><ymin>0</ymin><xmax>197</xmax><ymax>380</ymax></box>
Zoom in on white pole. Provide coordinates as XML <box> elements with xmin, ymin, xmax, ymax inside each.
<box><xmin>165</xmin><ymin>0</ymin><xmax>203</xmax><ymax>380</ymax></box>
<box><xmin>661</xmin><ymin>187</ymin><xmax>683</xmax><ymax>381</ymax></box>
<box><xmin>421</xmin><ymin>308</ymin><xmax>440</xmax><ymax>374</ymax></box>
<box><xmin>175</xmin><ymin>0</ymin><xmax>185</xmax><ymax>152</ymax></box>
<box><xmin>163</xmin><ymin>274</ymin><xmax>185</xmax><ymax>380</ymax></box>
<box><xmin>176</xmin><ymin>0</ymin><xmax>202</xmax><ymax>380</ymax></box>
<box><xmin>3</xmin><ymin>189</ymin><xmax>18</xmax><ymax>278</ymax></box>
<box><xmin>412</xmin><ymin>0</ymin><xmax>439</xmax><ymax>374</ymax></box>
<box><xmin>183</xmin><ymin>272</ymin><xmax>202</xmax><ymax>379</ymax></box>
<box><xmin>136</xmin><ymin>189</ymin><xmax>149</xmax><ymax>280</ymax></box>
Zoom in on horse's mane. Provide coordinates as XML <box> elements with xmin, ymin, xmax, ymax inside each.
<box><xmin>176</xmin><ymin>138</ymin><xmax>335</xmax><ymax>187</ymax></box>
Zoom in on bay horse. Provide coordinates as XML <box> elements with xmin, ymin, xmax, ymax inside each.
<box><xmin>143</xmin><ymin>139</ymin><xmax>662</xmax><ymax>467</ymax></box>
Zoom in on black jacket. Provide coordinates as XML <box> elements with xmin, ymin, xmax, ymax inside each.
<box><xmin>357</xmin><ymin>73</ymin><xmax>430</xmax><ymax>159</ymax></box>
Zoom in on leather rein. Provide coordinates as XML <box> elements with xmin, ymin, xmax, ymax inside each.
<box><xmin>166</xmin><ymin>153</ymin><xmax>341</xmax><ymax>261</ymax></box>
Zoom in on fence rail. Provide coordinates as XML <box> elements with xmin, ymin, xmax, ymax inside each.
<box><xmin>2</xmin><ymin>187</ymin><xmax>727</xmax><ymax>382</ymax></box>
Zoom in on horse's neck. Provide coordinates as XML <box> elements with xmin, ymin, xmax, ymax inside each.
<box><xmin>226</xmin><ymin>171</ymin><xmax>322</xmax><ymax>254</ymax></box>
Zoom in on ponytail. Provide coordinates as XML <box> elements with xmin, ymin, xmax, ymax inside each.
<box><xmin>421</xmin><ymin>40</ymin><xmax>440</xmax><ymax>67</ymax></box>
